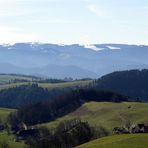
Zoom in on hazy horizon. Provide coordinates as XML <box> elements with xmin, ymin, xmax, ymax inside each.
<box><xmin>1</xmin><ymin>42</ymin><xmax>148</xmax><ymax>46</ymax></box>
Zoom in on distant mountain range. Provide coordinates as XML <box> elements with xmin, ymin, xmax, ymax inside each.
<box><xmin>0</xmin><ymin>43</ymin><xmax>148</xmax><ymax>78</ymax></box>
<box><xmin>0</xmin><ymin>63</ymin><xmax>97</xmax><ymax>79</ymax></box>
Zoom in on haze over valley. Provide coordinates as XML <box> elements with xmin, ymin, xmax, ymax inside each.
<box><xmin>0</xmin><ymin>43</ymin><xmax>148</xmax><ymax>78</ymax></box>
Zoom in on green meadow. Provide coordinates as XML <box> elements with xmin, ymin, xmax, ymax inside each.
<box><xmin>0</xmin><ymin>108</ymin><xmax>15</xmax><ymax>123</ymax></box>
<box><xmin>40</xmin><ymin>102</ymin><xmax>148</xmax><ymax>131</ymax></box>
<box><xmin>0</xmin><ymin>74</ymin><xmax>33</xmax><ymax>84</ymax></box>
<box><xmin>77</xmin><ymin>134</ymin><xmax>148</xmax><ymax>148</ymax></box>
<box><xmin>0</xmin><ymin>74</ymin><xmax>92</xmax><ymax>90</ymax></box>
<box><xmin>0</xmin><ymin>132</ymin><xmax>25</xmax><ymax>148</ymax></box>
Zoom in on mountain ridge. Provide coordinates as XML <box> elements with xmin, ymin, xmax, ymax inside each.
<box><xmin>1</xmin><ymin>43</ymin><xmax>148</xmax><ymax>78</ymax></box>
<box><xmin>0</xmin><ymin>63</ymin><xmax>97</xmax><ymax>79</ymax></box>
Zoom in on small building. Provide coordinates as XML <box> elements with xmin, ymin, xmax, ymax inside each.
<box><xmin>131</xmin><ymin>124</ymin><xmax>148</xmax><ymax>133</ymax></box>
<box><xmin>11</xmin><ymin>126</ymin><xmax>20</xmax><ymax>134</ymax></box>
<box><xmin>0</xmin><ymin>124</ymin><xmax>5</xmax><ymax>131</ymax></box>
<box><xmin>18</xmin><ymin>122</ymin><xmax>28</xmax><ymax>130</ymax></box>
<box><xmin>11</xmin><ymin>122</ymin><xmax>27</xmax><ymax>134</ymax></box>
<box><xmin>16</xmin><ymin>128</ymin><xmax>40</xmax><ymax>140</ymax></box>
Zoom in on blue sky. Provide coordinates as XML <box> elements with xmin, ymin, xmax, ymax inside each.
<box><xmin>0</xmin><ymin>0</ymin><xmax>148</xmax><ymax>44</ymax></box>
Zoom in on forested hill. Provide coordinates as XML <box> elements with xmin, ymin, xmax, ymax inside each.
<box><xmin>0</xmin><ymin>84</ymin><xmax>68</xmax><ymax>108</ymax></box>
<box><xmin>95</xmin><ymin>69</ymin><xmax>148</xmax><ymax>101</ymax></box>
<box><xmin>0</xmin><ymin>83</ymin><xmax>128</xmax><ymax>109</ymax></box>
<box><xmin>9</xmin><ymin>89</ymin><xmax>128</xmax><ymax>125</ymax></box>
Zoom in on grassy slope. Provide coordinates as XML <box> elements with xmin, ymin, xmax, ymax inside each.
<box><xmin>38</xmin><ymin>80</ymin><xmax>92</xmax><ymax>89</ymax></box>
<box><xmin>0</xmin><ymin>74</ymin><xmax>33</xmax><ymax>84</ymax></box>
<box><xmin>77</xmin><ymin>134</ymin><xmax>148</xmax><ymax>148</ymax></box>
<box><xmin>0</xmin><ymin>108</ymin><xmax>15</xmax><ymax>122</ymax></box>
<box><xmin>0</xmin><ymin>80</ymin><xmax>92</xmax><ymax>90</ymax></box>
<box><xmin>0</xmin><ymin>108</ymin><xmax>24</xmax><ymax>148</ymax></box>
<box><xmin>0</xmin><ymin>132</ymin><xmax>25</xmax><ymax>148</ymax></box>
<box><xmin>40</xmin><ymin>102</ymin><xmax>148</xmax><ymax>130</ymax></box>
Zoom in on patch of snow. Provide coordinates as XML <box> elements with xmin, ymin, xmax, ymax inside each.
<box><xmin>83</xmin><ymin>44</ymin><xmax>104</xmax><ymax>51</ymax></box>
<box><xmin>8</xmin><ymin>47</ymin><xmax>13</xmax><ymax>50</ymax></box>
<box><xmin>107</xmin><ymin>46</ymin><xmax>121</xmax><ymax>50</ymax></box>
<box><xmin>138</xmin><ymin>45</ymin><xmax>145</xmax><ymax>47</ymax></box>
<box><xmin>2</xmin><ymin>44</ymin><xmax>11</xmax><ymax>47</ymax></box>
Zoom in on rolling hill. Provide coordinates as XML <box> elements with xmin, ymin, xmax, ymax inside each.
<box><xmin>0</xmin><ymin>63</ymin><xmax>97</xmax><ymax>79</ymax></box>
<box><xmin>40</xmin><ymin>102</ymin><xmax>148</xmax><ymax>131</ymax></box>
<box><xmin>0</xmin><ymin>74</ymin><xmax>36</xmax><ymax>85</ymax></box>
<box><xmin>96</xmin><ymin>69</ymin><xmax>148</xmax><ymax>101</ymax></box>
<box><xmin>0</xmin><ymin>77</ymin><xmax>92</xmax><ymax>90</ymax></box>
<box><xmin>0</xmin><ymin>102</ymin><xmax>148</xmax><ymax>148</ymax></box>
<box><xmin>77</xmin><ymin>134</ymin><xmax>148</xmax><ymax>148</ymax></box>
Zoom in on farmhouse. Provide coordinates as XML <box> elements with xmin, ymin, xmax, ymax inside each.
<box><xmin>0</xmin><ymin>124</ymin><xmax>5</xmax><ymax>131</ymax></box>
<box><xmin>11</xmin><ymin>122</ymin><xmax>27</xmax><ymax>134</ymax></box>
<box><xmin>11</xmin><ymin>122</ymin><xmax>40</xmax><ymax>140</ymax></box>
<box><xmin>16</xmin><ymin>128</ymin><xmax>40</xmax><ymax>140</ymax></box>
<box><xmin>131</xmin><ymin>124</ymin><xmax>148</xmax><ymax>133</ymax></box>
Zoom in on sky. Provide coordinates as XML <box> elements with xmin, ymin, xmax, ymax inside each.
<box><xmin>0</xmin><ymin>0</ymin><xmax>148</xmax><ymax>45</ymax></box>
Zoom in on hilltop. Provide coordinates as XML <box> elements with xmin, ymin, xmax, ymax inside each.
<box><xmin>95</xmin><ymin>69</ymin><xmax>148</xmax><ymax>101</ymax></box>
<box><xmin>40</xmin><ymin>102</ymin><xmax>148</xmax><ymax>131</ymax></box>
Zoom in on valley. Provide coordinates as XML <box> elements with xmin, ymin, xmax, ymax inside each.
<box><xmin>0</xmin><ymin>71</ymin><xmax>148</xmax><ymax>148</ymax></box>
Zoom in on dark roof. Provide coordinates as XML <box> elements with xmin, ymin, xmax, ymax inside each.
<box><xmin>17</xmin><ymin>129</ymin><xmax>39</xmax><ymax>138</ymax></box>
<box><xmin>144</xmin><ymin>126</ymin><xmax>148</xmax><ymax>132</ymax></box>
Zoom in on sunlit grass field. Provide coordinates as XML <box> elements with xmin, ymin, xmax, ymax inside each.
<box><xmin>0</xmin><ymin>74</ymin><xmax>33</xmax><ymax>84</ymax></box>
<box><xmin>0</xmin><ymin>108</ymin><xmax>15</xmax><ymax>122</ymax></box>
<box><xmin>40</xmin><ymin>102</ymin><xmax>148</xmax><ymax>131</ymax></box>
<box><xmin>77</xmin><ymin>134</ymin><xmax>148</xmax><ymax>148</ymax></box>
<box><xmin>0</xmin><ymin>79</ymin><xmax>92</xmax><ymax>90</ymax></box>
<box><xmin>0</xmin><ymin>132</ymin><xmax>25</xmax><ymax>148</ymax></box>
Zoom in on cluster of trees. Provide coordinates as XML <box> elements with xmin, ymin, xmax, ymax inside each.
<box><xmin>10</xmin><ymin>79</ymin><xmax>30</xmax><ymax>83</ymax></box>
<box><xmin>95</xmin><ymin>69</ymin><xmax>148</xmax><ymax>101</ymax></box>
<box><xmin>37</xmin><ymin>79</ymin><xmax>67</xmax><ymax>83</ymax></box>
<box><xmin>0</xmin><ymin>81</ymin><xmax>93</xmax><ymax>108</ymax></box>
<box><xmin>3</xmin><ymin>69</ymin><xmax>145</xmax><ymax>109</ymax></box>
<box><xmin>9</xmin><ymin>95</ymin><xmax>81</xmax><ymax>125</ymax></box>
<box><xmin>25</xmin><ymin>119</ymin><xmax>109</xmax><ymax>148</ymax></box>
<box><xmin>0</xmin><ymin>84</ymin><xmax>69</xmax><ymax>108</ymax></box>
<box><xmin>9</xmin><ymin>89</ymin><xmax>128</xmax><ymax>125</ymax></box>
<box><xmin>37</xmin><ymin>78</ymin><xmax>92</xmax><ymax>83</ymax></box>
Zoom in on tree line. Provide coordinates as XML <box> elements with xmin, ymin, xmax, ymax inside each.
<box><xmin>25</xmin><ymin>119</ymin><xmax>109</xmax><ymax>148</ymax></box>
<box><xmin>0</xmin><ymin>84</ymin><xmax>70</xmax><ymax>108</ymax></box>
<box><xmin>95</xmin><ymin>69</ymin><xmax>148</xmax><ymax>101</ymax></box>
<box><xmin>9</xmin><ymin>88</ymin><xmax>128</xmax><ymax>126</ymax></box>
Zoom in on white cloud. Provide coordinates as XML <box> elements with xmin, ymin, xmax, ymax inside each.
<box><xmin>87</xmin><ymin>4</ymin><xmax>113</xmax><ymax>19</ymax></box>
<box><xmin>0</xmin><ymin>0</ymin><xmax>30</xmax><ymax>17</ymax></box>
<box><xmin>0</xmin><ymin>26</ymin><xmax>38</xmax><ymax>44</ymax></box>
<box><xmin>87</xmin><ymin>4</ymin><xmax>104</xmax><ymax>17</ymax></box>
